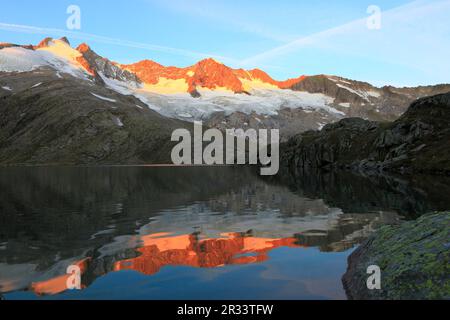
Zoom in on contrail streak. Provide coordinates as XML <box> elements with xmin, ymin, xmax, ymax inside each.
<box><xmin>0</xmin><ymin>22</ymin><xmax>237</xmax><ymax>64</ymax></box>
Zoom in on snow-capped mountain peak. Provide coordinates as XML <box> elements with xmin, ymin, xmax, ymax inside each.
<box><xmin>1</xmin><ymin>37</ymin><xmax>310</xmax><ymax>96</ymax></box>
<box><xmin>2</xmin><ymin>36</ymin><xmax>449</xmax><ymax>140</ymax></box>
<box><xmin>0</xmin><ymin>37</ymin><xmax>91</xmax><ymax>79</ymax></box>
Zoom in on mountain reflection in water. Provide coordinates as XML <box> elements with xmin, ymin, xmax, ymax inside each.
<box><xmin>1</xmin><ymin>166</ymin><xmax>449</xmax><ymax>299</ymax></box>
<box><xmin>114</xmin><ymin>233</ymin><xmax>300</xmax><ymax>273</ymax></box>
<box><xmin>30</xmin><ymin>232</ymin><xmax>301</xmax><ymax>296</ymax></box>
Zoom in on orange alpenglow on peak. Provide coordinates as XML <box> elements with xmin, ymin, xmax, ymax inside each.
<box><xmin>74</xmin><ymin>43</ymin><xmax>97</xmax><ymax>76</ymax></box>
<box><xmin>278</xmin><ymin>75</ymin><xmax>308</xmax><ymax>89</ymax></box>
<box><xmin>123</xmin><ymin>59</ymin><xmax>188</xmax><ymax>84</ymax></box>
<box><xmin>76</xmin><ymin>43</ymin><xmax>92</xmax><ymax>53</ymax></box>
<box><xmin>190</xmin><ymin>58</ymin><xmax>246</xmax><ymax>93</ymax></box>
<box><xmin>25</xmin><ymin>37</ymin><xmax>308</xmax><ymax>94</ymax></box>
<box><xmin>123</xmin><ymin>57</ymin><xmax>246</xmax><ymax>93</ymax></box>
<box><xmin>24</xmin><ymin>232</ymin><xmax>305</xmax><ymax>296</ymax></box>
<box><xmin>247</xmin><ymin>68</ymin><xmax>306</xmax><ymax>88</ymax></box>
<box><xmin>30</xmin><ymin>258</ymin><xmax>90</xmax><ymax>296</ymax></box>
<box><xmin>122</xmin><ymin>56</ymin><xmax>307</xmax><ymax>94</ymax></box>
<box><xmin>248</xmin><ymin>68</ymin><xmax>279</xmax><ymax>85</ymax></box>
<box><xmin>34</xmin><ymin>37</ymin><xmax>54</xmax><ymax>49</ymax></box>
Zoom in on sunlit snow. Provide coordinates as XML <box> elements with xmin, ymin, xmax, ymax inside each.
<box><xmin>91</xmin><ymin>93</ymin><xmax>117</xmax><ymax>103</ymax></box>
<box><xmin>0</xmin><ymin>40</ymin><xmax>89</xmax><ymax>79</ymax></box>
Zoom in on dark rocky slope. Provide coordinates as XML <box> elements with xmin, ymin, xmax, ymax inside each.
<box><xmin>205</xmin><ymin>79</ymin><xmax>450</xmax><ymax>142</ymax></box>
<box><xmin>342</xmin><ymin>212</ymin><xmax>450</xmax><ymax>300</ymax></box>
<box><xmin>281</xmin><ymin>92</ymin><xmax>450</xmax><ymax>175</ymax></box>
<box><xmin>0</xmin><ymin>69</ymin><xmax>189</xmax><ymax>165</ymax></box>
<box><xmin>290</xmin><ymin>75</ymin><xmax>450</xmax><ymax>121</ymax></box>
<box><xmin>75</xmin><ymin>42</ymin><xmax>141</xmax><ymax>85</ymax></box>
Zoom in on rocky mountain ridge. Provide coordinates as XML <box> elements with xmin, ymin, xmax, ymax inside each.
<box><xmin>2</xmin><ymin>37</ymin><xmax>449</xmax><ymax>113</ymax></box>
<box><xmin>2</xmin><ymin>37</ymin><xmax>450</xmax><ymax>162</ymax></box>
<box><xmin>280</xmin><ymin>92</ymin><xmax>450</xmax><ymax>175</ymax></box>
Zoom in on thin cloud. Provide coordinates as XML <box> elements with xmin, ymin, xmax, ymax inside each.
<box><xmin>241</xmin><ymin>0</ymin><xmax>450</xmax><ymax>70</ymax></box>
<box><xmin>240</xmin><ymin>19</ymin><xmax>362</xmax><ymax>66</ymax></box>
<box><xmin>147</xmin><ymin>0</ymin><xmax>296</xmax><ymax>43</ymax></box>
<box><xmin>0</xmin><ymin>22</ymin><xmax>238</xmax><ymax>64</ymax></box>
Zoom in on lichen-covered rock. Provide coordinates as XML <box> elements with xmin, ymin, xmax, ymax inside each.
<box><xmin>342</xmin><ymin>212</ymin><xmax>450</xmax><ymax>300</ymax></box>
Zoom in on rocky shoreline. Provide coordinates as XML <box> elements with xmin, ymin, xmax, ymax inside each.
<box><xmin>275</xmin><ymin>91</ymin><xmax>450</xmax><ymax>299</ymax></box>
<box><xmin>342</xmin><ymin>212</ymin><xmax>450</xmax><ymax>300</ymax></box>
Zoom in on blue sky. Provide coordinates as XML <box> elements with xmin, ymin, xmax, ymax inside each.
<box><xmin>1</xmin><ymin>0</ymin><xmax>449</xmax><ymax>86</ymax></box>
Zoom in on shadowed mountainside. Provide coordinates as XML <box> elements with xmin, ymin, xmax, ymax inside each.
<box><xmin>0</xmin><ymin>70</ymin><xmax>189</xmax><ymax>165</ymax></box>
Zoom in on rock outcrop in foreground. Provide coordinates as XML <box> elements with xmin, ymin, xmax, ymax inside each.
<box><xmin>281</xmin><ymin>92</ymin><xmax>450</xmax><ymax>175</ymax></box>
<box><xmin>342</xmin><ymin>212</ymin><xmax>450</xmax><ymax>300</ymax></box>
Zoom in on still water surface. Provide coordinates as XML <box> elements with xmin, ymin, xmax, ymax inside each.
<box><xmin>1</xmin><ymin>166</ymin><xmax>449</xmax><ymax>300</ymax></box>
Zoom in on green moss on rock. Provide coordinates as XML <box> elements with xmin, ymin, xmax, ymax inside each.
<box><xmin>342</xmin><ymin>212</ymin><xmax>450</xmax><ymax>300</ymax></box>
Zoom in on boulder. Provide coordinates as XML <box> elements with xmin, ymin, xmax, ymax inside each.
<box><xmin>342</xmin><ymin>212</ymin><xmax>450</xmax><ymax>300</ymax></box>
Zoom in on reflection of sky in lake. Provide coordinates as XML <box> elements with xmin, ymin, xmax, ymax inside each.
<box><xmin>1</xmin><ymin>166</ymin><xmax>449</xmax><ymax>300</ymax></box>
<box><xmin>6</xmin><ymin>247</ymin><xmax>353</xmax><ymax>300</ymax></box>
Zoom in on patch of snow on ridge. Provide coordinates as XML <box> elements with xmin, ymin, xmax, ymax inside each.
<box><xmin>113</xmin><ymin>117</ymin><xmax>124</xmax><ymax>127</ymax></box>
<box><xmin>336</xmin><ymin>84</ymin><xmax>381</xmax><ymax>102</ymax></box>
<box><xmin>336</xmin><ymin>84</ymin><xmax>367</xmax><ymax>100</ymax></box>
<box><xmin>31</xmin><ymin>82</ymin><xmax>42</xmax><ymax>88</ymax></box>
<box><xmin>177</xmin><ymin>112</ymin><xmax>193</xmax><ymax>118</ymax></box>
<box><xmin>1</xmin><ymin>86</ymin><xmax>12</xmax><ymax>91</ymax></box>
<box><xmin>368</xmin><ymin>90</ymin><xmax>381</xmax><ymax>98</ymax></box>
<box><xmin>328</xmin><ymin>76</ymin><xmax>352</xmax><ymax>85</ymax></box>
<box><xmin>91</xmin><ymin>93</ymin><xmax>117</xmax><ymax>103</ymax></box>
<box><xmin>100</xmin><ymin>72</ymin><xmax>140</xmax><ymax>95</ymax></box>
